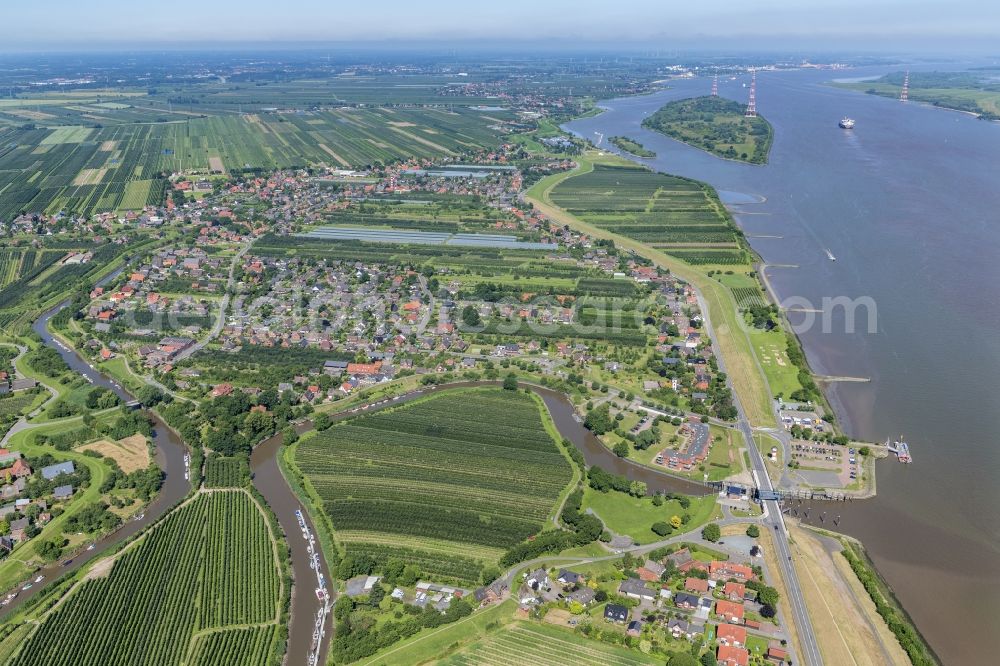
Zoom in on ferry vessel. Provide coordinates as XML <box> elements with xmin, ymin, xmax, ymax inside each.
<box><xmin>839</xmin><ymin>117</ymin><xmax>855</xmax><ymax>129</ymax></box>
<box><xmin>886</xmin><ymin>436</ymin><xmax>913</xmax><ymax>463</ymax></box>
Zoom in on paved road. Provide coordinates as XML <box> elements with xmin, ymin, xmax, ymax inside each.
<box><xmin>695</xmin><ymin>291</ymin><xmax>823</xmax><ymax>666</ymax></box>
<box><xmin>0</xmin><ymin>344</ymin><xmax>59</xmax><ymax>446</ymax></box>
<box><xmin>498</xmin><ymin>516</ymin><xmax>749</xmax><ymax>590</ymax></box>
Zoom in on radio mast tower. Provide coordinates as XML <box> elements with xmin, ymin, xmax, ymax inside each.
<box><xmin>745</xmin><ymin>69</ymin><xmax>757</xmax><ymax>117</ymax></box>
<box><xmin>900</xmin><ymin>70</ymin><xmax>909</xmax><ymax>102</ymax></box>
<box><xmin>711</xmin><ymin>74</ymin><xmax>718</xmax><ymax>96</ymax></box>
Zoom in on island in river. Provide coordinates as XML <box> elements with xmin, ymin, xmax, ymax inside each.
<box><xmin>643</xmin><ymin>95</ymin><xmax>774</xmax><ymax>164</ymax></box>
<box><xmin>608</xmin><ymin>135</ymin><xmax>656</xmax><ymax>157</ymax></box>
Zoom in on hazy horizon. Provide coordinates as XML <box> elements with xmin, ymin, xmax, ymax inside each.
<box><xmin>5</xmin><ymin>0</ymin><xmax>999</xmax><ymax>54</ymax></box>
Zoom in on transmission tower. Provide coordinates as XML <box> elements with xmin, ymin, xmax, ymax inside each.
<box><xmin>745</xmin><ymin>69</ymin><xmax>757</xmax><ymax>117</ymax></box>
<box><xmin>900</xmin><ymin>70</ymin><xmax>909</xmax><ymax>102</ymax></box>
<box><xmin>711</xmin><ymin>74</ymin><xmax>718</xmax><ymax>97</ymax></box>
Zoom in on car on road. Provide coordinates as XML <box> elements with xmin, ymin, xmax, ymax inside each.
<box><xmin>33</xmin><ymin>576</ymin><xmax>43</xmax><ymax>583</ymax></box>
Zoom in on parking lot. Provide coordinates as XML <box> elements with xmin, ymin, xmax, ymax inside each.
<box><xmin>790</xmin><ymin>441</ymin><xmax>861</xmax><ymax>489</ymax></box>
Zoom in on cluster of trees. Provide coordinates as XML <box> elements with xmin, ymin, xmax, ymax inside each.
<box><xmin>336</xmin><ymin>552</ymin><xmax>421</xmax><ymax>588</ymax></box>
<box><xmin>25</xmin><ymin>346</ymin><xmax>70</xmax><ymax>378</ymax></box>
<box><xmin>160</xmin><ymin>387</ymin><xmax>310</xmax><ymax>458</ymax></box>
<box><xmin>651</xmin><ymin>519</ymin><xmax>679</xmax><ymax>537</ymax></box>
<box><xmin>701</xmin><ymin>523</ymin><xmax>721</xmax><ymax>542</ymax></box>
<box><xmin>84</xmin><ymin>387</ymin><xmax>120</xmax><ymax>410</ymax></box>
<box><xmin>643</xmin><ymin>96</ymin><xmax>772</xmax><ymax>164</ymax></box>
<box><xmin>34</xmin><ymin>537</ymin><xmax>66</xmax><ymax>562</ymax></box>
<box><xmin>583</xmin><ymin>404</ymin><xmax>613</xmax><ymax>435</ymax></box>
<box><xmin>783</xmin><ymin>332</ymin><xmax>822</xmax><ymax>403</ymax></box>
<box><xmin>63</xmin><ymin>501</ymin><xmax>120</xmax><ymax>534</ymax></box>
<box><xmin>788</xmin><ymin>423</ymin><xmax>850</xmax><ymax>447</ymax></box>
<box><xmin>330</xmin><ymin>584</ymin><xmax>473</xmax><ymax>663</ymax></box>
<box><xmin>46</xmin><ymin>400</ymin><xmax>84</xmax><ymax>419</ymax></box>
<box><xmin>631</xmin><ymin>427</ymin><xmax>659</xmax><ymax>451</ymax></box>
<box><xmin>587</xmin><ymin>465</ymin><xmax>646</xmax><ymax>497</ymax></box>
<box><xmin>657</xmin><ymin>492</ymin><xmax>692</xmax><ymax>509</ymax></box>
<box><xmin>105</xmin><ymin>411</ymin><xmax>152</xmax><ymax>440</ymax></box>
<box><xmin>746</xmin><ymin>303</ymin><xmax>779</xmax><ymax>330</ymax></box>
<box><xmin>667</xmin><ymin>652</ymin><xmax>720</xmax><ymax>666</ymax></box>
<box><xmin>460</xmin><ymin>304</ymin><xmax>481</xmax><ymax>328</ymax></box>
<box><xmin>98</xmin><ymin>462</ymin><xmax>162</xmax><ymax>502</ymax></box>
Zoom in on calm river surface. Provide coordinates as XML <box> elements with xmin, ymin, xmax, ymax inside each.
<box><xmin>564</xmin><ymin>66</ymin><xmax>1000</xmax><ymax>664</ymax></box>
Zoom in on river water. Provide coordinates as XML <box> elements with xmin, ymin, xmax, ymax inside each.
<box><xmin>11</xmin><ymin>285</ymin><xmax>333</xmax><ymax>666</ymax></box>
<box><xmin>564</xmin><ymin>67</ymin><xmax>1000</xmax><ymax>664</ymax></box>
<box><xmin>0</xmin><ymin>294</ymin><xmax>190</xmax><ymax>618</ymax></box>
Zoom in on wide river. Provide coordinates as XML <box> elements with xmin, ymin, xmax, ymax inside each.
<box><xmin>564</xmin><ymin>66</ymin><xmax>1000</xmax><ymax>665</ymax></box>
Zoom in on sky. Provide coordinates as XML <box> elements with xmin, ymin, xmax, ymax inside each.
<box><xmin>5</xmin><ymin>0</ymin><xmax>999</xmax><ymax>52</ymax></box>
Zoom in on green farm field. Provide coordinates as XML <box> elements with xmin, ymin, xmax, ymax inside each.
<box><xmin>714</xmin><ymin>272</ymin><xmax>804</xmax><ymax>399</ymax></box>
<box><xmin>439</xmin><ymin>621</ymin><xmax>659</xmax><ymax>666</ymax></box>
<box><xmin>294</xmin><ymin>388</ymin><xmax>574</xmax><ymax>584</ymax></box>
<box><xmin>547</xmin><ymin>162</ymin><xmax>747</xmax><ymax>257</ymax></box>
<box><xmin>0</xmin><ymin>391</ymin><xmax>41</xmax><ymax>418</ymax></box>
<box><xmin>6</xmin><ymin>490</ymin><xmax>282</xmax><ymax>666</ymax></box>
<box><xmin>749</xmin><ymin>327</ymin><xmax>804</xmax><ymax>399</ymax></box>
<box><xmin>204</xmin><ymin>455</ymin><xmax>248</xmax><ymax>488</ymax></box>
<box><xmin>0</xmin><ymin>105</ymin><xmax>510</xmax><ymax>222</ymax></box>
<box><xmin>0</xmin><ymin>242</ymin><xmax>134</xmax><ymax>329</ymax></box>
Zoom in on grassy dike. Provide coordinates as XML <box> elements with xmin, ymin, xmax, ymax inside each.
<box><xmin>796</xmin><ymin>524</ymin><xmax>939</xmax><ymax>665</ymax></box>
<box><xmin>840</xmin><ymin>538</ymin><xmax>938</xmax><ymax>665</ymax></box>
<box><xmin>525</xmin><ymin>151</ymin><xmax>776</xmax><ymax>427</ymax></box>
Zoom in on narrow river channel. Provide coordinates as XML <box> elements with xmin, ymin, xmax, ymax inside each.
<box><xmin>8</xmin><ymin>298</ymin><xmax>716</xmax><ymax>666</ymax></box>
<box><xmin>15</xmin><ymin>280</ymin><xmax>334</xmax><ymax>665</ymax></box>
<box><xmin>0</xmin><ymin>291</ymin><xmax>189</xmax><ymax>619</ymax></box>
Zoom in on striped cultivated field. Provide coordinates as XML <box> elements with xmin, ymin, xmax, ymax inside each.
<box><xmin>548</xmin><ymin>163</ymin><xmax>750</xmax><ymax>265</ymax></box>
<box><xmin>295</xmin><ymin>388</ymin><xmax>573</xmax><ymax>584</ymax></box>
<box><xmin>439</xmin><ymin>622</ymin><xmax>658</xmax><ymax>666</ymax></box>
<box><xmin>8</xmin><ymin>490</ymin><xmax>282</xmax><ymax>666</ymax></box>
<box><xmin>0</xmin><ymin>105</ymin><xmax>510</xmax><ymax>222</ymax></box>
